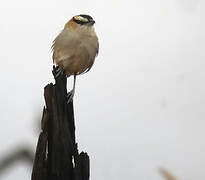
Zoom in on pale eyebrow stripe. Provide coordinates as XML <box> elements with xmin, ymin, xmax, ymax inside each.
<box><xmin>74</xmin><ymin>16</ymin><xmax>88</xmax><ymax>22</ymax></box>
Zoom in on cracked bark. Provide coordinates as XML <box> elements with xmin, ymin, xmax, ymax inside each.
<box><xmin>31</xmin><ymin>66</ymin><xmax>90</xmax><ymax>180</ymax></box>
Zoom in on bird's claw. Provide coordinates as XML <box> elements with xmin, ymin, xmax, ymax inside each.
<box><xmin>52</xmin><ymin>66</ymin><xmax>64</xmax><ymax>79</ymax></box>
<box><xmin>67</xmin><ymin>90</ymin><xmax>75</xmax><ymax>103</ymax></box>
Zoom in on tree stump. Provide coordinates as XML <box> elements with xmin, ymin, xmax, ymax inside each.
<box><xmin>31</xmin><ymin>66</ymin><xmax>90</xmax><ymax>180</ymax></box>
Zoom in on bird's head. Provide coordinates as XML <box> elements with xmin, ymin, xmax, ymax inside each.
<box><xmin>64</xmin><ymin>14</ymin><xmax>96</xmax><ymax>31</ymax></box>
<box><xmin>73</xmin><ymin>14</ymin><xmax>95</xmax><ymax>26</ymax></box>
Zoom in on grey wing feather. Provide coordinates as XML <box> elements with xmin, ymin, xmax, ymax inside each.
<box><xmin>83</xmin><ymin>40</ymin><xmax>99</xmax><ymax>74</ymax></box>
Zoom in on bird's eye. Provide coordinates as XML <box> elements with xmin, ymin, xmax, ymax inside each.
<box><xmin>74</xmin><ymin>16</ymin><xmax>88</xmax><ymax>23</ymax></box>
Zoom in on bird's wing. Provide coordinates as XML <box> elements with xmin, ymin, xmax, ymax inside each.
<box><xmin>84</xmin><ymin>37</ymin><xmax>99</xmax><ymax>73</ymax></box>
<box><xmin>52</xmin><ymin>29</ymin><xmax>80</xmax><ymax>63</ymax></box>
<box><xmin>83</xmin><ymin>40</ymin><xmax>99</xmax><ymax>73</ymax></box>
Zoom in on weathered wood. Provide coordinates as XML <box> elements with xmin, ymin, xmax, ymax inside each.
<box><xmin>31</xmin><ymin>132</ymin><xmax>47</xmax><ymax>180</ymax></box>
<box><xmin>31</xmin><ymin>66</ymin><xmax>90</xmax><ymax>180</ymax></box>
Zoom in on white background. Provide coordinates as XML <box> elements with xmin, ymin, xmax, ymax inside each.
<box><xmin>0</xmin><ymin>0</ymin><xmax>204</xmax><ymax>179</ymax></box>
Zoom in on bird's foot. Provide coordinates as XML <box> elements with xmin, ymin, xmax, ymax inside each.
<box><xmin>52</xmin><ymin>66</ymin><xmax>65</xmax><ymax>79</ymax></box>
<box><xmin>67</xmin><ymin>89</ymin><xmax>75</xmax><ymax>103</ymax></box>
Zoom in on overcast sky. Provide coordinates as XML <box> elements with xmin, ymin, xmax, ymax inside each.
<box><xmin>0</xmin><ymin>0</ymin><xmax>205</xmax><ymax>179</ymax></box>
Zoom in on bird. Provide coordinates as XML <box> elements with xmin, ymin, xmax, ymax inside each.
<box><xmin>52</xmin><ymin>14</ymin><xmax>99</xmax><ymax>102</ymax></box>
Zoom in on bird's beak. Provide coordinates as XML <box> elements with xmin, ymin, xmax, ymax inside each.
<box><xmin>89</xmin><ymin>20</ymin><xmax>95</xmax><ymax>25</ymax></box>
